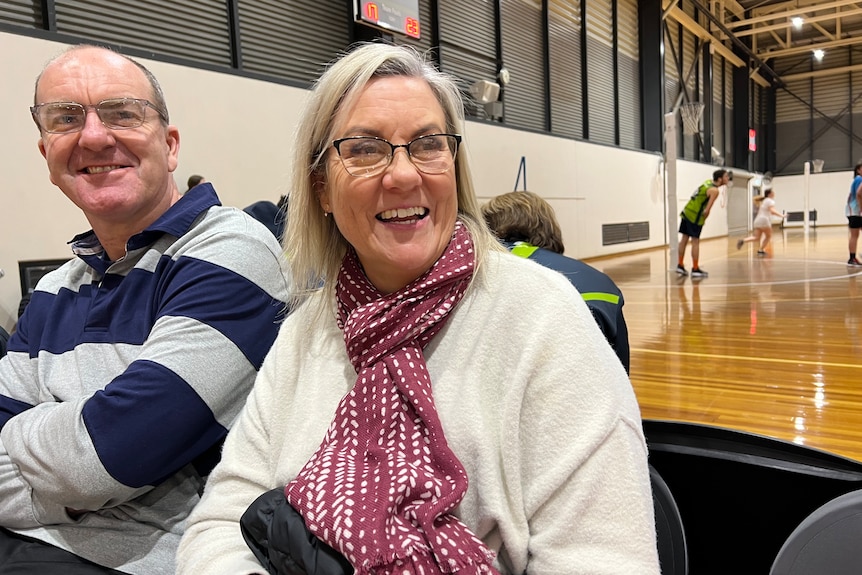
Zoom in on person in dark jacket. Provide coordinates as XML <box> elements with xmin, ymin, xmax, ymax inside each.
<box><xmin>482</xmin><ymin>190</ymin><xmax>630</xmax><ymax>373</ymax></box>
<box><xmin>244</xmin><ymin>195</ymin><xmax>288</xmax><ymax>242</ymax></box>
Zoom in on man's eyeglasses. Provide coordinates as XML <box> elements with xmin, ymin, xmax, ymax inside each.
<box><xmin>332</xmin><ymin>133</ymin><xmax>461</xmax><ymax>178</ymax></box>
<box><xmin>30</xmin><ymin>98</ymin><xmax>169</xmax><ymax>134</ymax></box>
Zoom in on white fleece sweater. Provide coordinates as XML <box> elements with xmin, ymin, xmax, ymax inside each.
<box><xmin>177</xmin><ymin>251</ymin><xmax>660</xmax><ymax>575</ymax></box>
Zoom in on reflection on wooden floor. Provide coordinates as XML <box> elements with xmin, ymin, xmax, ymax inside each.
<box><xmin>589</xmin><ymin>225</ymin><xmax>862</xmax><ymax>462</ymax></box>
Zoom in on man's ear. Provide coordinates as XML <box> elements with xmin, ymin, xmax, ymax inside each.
<box><xmin>165</xmin><ymin>125</ymin><xmax>180</xmax><ymax>173</ymax></box>
<box><xmin>38</xmin><ymin>137</ymin><xmax>58</xmax><ymax>186</ymax></box>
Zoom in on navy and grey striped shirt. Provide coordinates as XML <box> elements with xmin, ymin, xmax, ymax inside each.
<box><xmin>0</xmin><ymin>183</ymin><xmax>291</xmax><ymax>574</ymax></box>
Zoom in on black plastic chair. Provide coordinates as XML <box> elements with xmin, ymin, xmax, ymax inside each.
<box><xmin>644</xmin><ymin>420</ymin><xmax>862</xmax><ymax>574</ymax></box>
<box><xmin>650</xmin><ymin>464</ymin><xmax>688</xmax><ymax>575</ymax></box>
<box><xmin>770</xmin><ymin>488</ymin><xmax>862</xmax><ymax>574</ymax></box>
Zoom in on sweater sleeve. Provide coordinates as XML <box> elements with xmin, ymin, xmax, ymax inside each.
<box><xmin>0</xmin><ymin>220</ymin><xmax>290</xmax><ymax>527</ymax></box>
<box><xmin>472</xmin><ymin>262</ymin><xmax>659</xmax><ymax>575</ymax></box>
<box><xmin>176</xmin><ymin>326</ymin><xmax>282</xmax><ymax>575</ymax></box>
<box><xmin>520</xmin><ymin>326</ymin><xmax>658</xmax><ymax>573</ymax></box>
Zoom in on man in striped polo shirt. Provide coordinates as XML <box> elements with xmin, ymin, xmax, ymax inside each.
<box><xmin>0</xmin><ymin>45</ymin><xmax>291</xmax><ymax>574</ymax></box>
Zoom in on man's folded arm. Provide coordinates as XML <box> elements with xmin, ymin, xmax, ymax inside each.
<box><xmin>0</xmin><ymin>243</ymin><xmax>288</xmax><ymax>526</ymax></box>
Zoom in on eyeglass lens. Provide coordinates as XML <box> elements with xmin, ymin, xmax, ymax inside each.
<box><xmin>34</xmin><ymin>99</ymin><xmax>152</xmax><ymax>133</ymax></box>
<box><xmin>337</xmin><ymin>134</ymin><xmax>459</xmax><ymax>177</ymax></box>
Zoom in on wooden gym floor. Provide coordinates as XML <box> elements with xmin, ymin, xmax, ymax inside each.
<box><xmin>590</xmin><ymin>224</ymin><xmax>862</xmax><ymax>463</ymax></box>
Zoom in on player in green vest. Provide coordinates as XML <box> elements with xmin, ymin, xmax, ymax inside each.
<box><xmin>677</xmin><ymin>169</ymin><xmax>730</xmax><ymax>278</ymax></box>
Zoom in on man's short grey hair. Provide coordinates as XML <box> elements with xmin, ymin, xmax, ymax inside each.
<box><xmin>34</xmin><ymin>44</ymin><xmax>170</xmax><ymax>125</ymax></box>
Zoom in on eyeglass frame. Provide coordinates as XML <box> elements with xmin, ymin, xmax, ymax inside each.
<box><xmin>30</xmin><ymin>98</ymin><xmax>170</xmax><ymax>134</ymax></box>
<box><xmin>331</xmin><ymin>133</ymin><xmax>462</xmax><ymax>177</ymax></box>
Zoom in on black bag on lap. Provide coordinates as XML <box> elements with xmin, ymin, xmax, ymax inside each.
<box><xmin>240</xmin><ymin>487</ymin><xmax>354</xmax><ymax>575</ymax></box>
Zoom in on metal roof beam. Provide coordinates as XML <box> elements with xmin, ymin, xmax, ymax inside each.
<box><xmin>663</xmin><ymin>1</ymin><xmax>744</xmax><ymax>67</ymax></box>
<box><xmin>761</xmin><ymin>33</ymin><xmax>862</xmax><ymax>58</ymax></box>
<box><xmin>726</xmin><ymin>0</ymin><xmax>860</xmax><ymax>30</ymax></box>
<box><xmin>731</xmin><ymin>7</ymin><xmax>862</xmax><ymax>38</ymax></box>
<box><xmin>782</xmin><ymin>62</ymin><xmax>862</xmax><ymax>81</ymax></box>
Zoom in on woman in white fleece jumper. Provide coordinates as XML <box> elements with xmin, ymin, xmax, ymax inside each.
<box><xmin>177</xmin><ymin>42</ymin><xmax>659</xmax><ymax>575</ymax></box>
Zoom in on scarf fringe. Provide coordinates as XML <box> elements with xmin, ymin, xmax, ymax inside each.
<box><xmin>355</xmin><ymin>544</ymin><xmax>497</xmax><ymax>575</ymax></box>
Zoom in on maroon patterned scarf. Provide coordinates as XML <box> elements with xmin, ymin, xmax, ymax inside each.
<box><xmin>285</xmin><ymin>221</ymin><xmax>498</xmax><ymax>574</ymax></box>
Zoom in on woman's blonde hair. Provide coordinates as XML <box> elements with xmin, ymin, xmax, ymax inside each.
<box><xmin>284</xmin><ymin>42</ymin><xmax>502</xmax><ymax>312</ymax></box>
<box><xmin>481</xmin><ymin>191</ymin><xmax>565</xmax><ymax>254</ymax></box>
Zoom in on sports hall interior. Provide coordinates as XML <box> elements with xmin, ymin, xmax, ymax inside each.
<box><xmin>2</xmin><ymin>1</ymin><xmax>862</xmax><ymax>573</ymax></box>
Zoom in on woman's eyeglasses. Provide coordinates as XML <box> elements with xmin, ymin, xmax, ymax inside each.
<box><xmin>332</xmin><ymin>133</ymin><xmax>461</xmax><ymax>177</ymax></box>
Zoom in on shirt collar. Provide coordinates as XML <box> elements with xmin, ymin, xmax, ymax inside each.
<box><xmin>69</xmin><ymin>183</ymin><xmax>222</xmax><ymax>270</ymax></box>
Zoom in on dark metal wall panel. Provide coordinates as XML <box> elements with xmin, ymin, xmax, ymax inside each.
<box><xmin>773</xmin><ymin>48</ymin><xmax>862</xmax><ymax>172</ymax></box>
<box><xmin>811</xmin><ymin>115</ymin><xmax>850</xmax><ymax>171</ymax></box>
<box><xmin>776</xmin><ymin>78</ymin><xmax>809</xmax><ymax>123</ymax></box>
<box><xmin>548</xmin><ymin>0</ymin><xmax>583</xmax><ymax>139</ymax></box>
<box><xmin>501</xmin><ymin>0</ymin><xmax>546</xmax><ymax>131</ymax></box>
<box><xmin>664</xmin><ymin>20</ymin><xmax>679</xmax><ymax>114</ymax></box>
<box><xmin>681</xmin><ymin>24</ymin><xmax>698</xmax><ymax>160</ymax></box>
<box><xmin>438</xmin><ymin>0</ymin><xmax>497</xmax><ymax>120</ymax></box>
<box><xmin>775</xmin><ymin>77</ymin><xmax>811</xmax><ymax>172</ymax></box>
<box><xmin>712</xmin><ymin>53</ymin><xmax>725</xmax><ymax>158</ymax></box>
<box><xmin>585</xmin><ymin>0</ymin><xmax>614</xmax><ymax>145</ymax></box>
<box><xmin>237</xmin><ymin>0</ymin><xmax>349</xmax><ymax>85</ymax></box>
<box><xmin>775</xmin><ymin>119</ymin><xmax>810</xmax><ymax>172</ymax></box>
<box><xmin>663</xmin><ymin>18</ymin><xmax>682</xmax><ymax>157</ymax></box>
<box><xmin>725</xmin><ymin>60</ymin><xmax>734</xmax><ymax>165</ymax></box>
<box><xmin>853</xmin><ymin>112</ymin><xmax>862</xmax><ymax>167</ymax></box>
<box><xmin>638</xmin><ymin>0</ymin><xmax>664</xmax><ymax>153</ymax></box>
<box><xmin>439</xmin><ymin>42</ymin><xmax>498</xmax><ymax>120</ymax></box>
<box><xmin>617</xmin><ymin>0</ymin><xmax>640</xmax><ymax>149</ymax></box>
<box><xmin>854</xmin><ymin>61</ymin><xmax>862</xmax><ymax>164</ymax></box>
<box><xmin>54</xmin><ymin>0</ymin><xmax>232</xmax><ymax>67</ymax></box>
<box><xmin>812</xmin><ymin>65</ymin><xmax>851</xmax><ymax>170</ymax></box>
<box><xmin>0</xmin><ymin>0</ymin><xmax>41</xmax><ymax>27</ymax></box>
<box><xmin>439</xmin><ymin>0</ymin><xmax>496</xmax><ymax>48</ymax></box>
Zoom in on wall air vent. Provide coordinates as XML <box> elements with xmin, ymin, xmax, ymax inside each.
<box><xmin>602</xmin><ymin>221</ymin><xmax>649</xmax><ymax>245</ymax></box>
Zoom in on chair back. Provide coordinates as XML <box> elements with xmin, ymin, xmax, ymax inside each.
<box><xmin>770</xmin><ymin>488</ymin><xmax>862</xmax><ymax>574</ymax></box>
<box><xmin>650</xmin><ymin>464</ymin><xmax>688</xmax><ymax>575</ymax></box>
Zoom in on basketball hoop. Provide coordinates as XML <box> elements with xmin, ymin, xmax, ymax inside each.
<box><xmin>812</xmin><ymin>159</ymin><xmax>825</xmax><ymax>173</ymax></box>
<box><xmin>680</xmin><ymin>102</ymin><xmax>704</xmax><ymax>135</ymax></box>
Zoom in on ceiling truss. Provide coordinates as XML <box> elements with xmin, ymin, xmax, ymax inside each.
<box><xmin>663</xmin><ymin>0</ymin><xmax>862</xmax><ymax>84</ymax></box>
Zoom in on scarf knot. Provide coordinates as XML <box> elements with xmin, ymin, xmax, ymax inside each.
<box><xmin>285</xmin><ymin>222</ymin><xmax>499</xmax><ymax>574</ymax></box>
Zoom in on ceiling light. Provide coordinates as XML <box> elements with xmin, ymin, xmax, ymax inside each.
<box><xmin>792</xmin><ymin>16</ymin><xmax>803</xmax><ymax>29</ymax></box>
<box><xmin>813</xmin><ymin>48</ymin><xmax>825</xmax><ymax>61</ymax></box>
